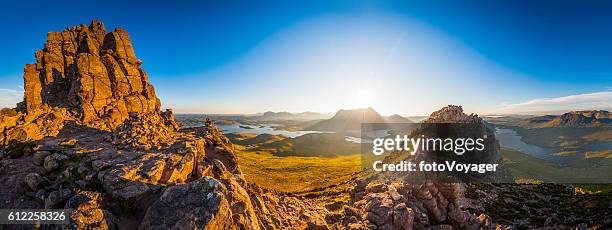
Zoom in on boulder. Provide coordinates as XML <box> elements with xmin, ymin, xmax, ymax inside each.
<box><xmin>65</xmin><ymin>190</ymin><xmax>117</xmax><ymax>229</ymax></box>
<box><xmin>139</xmin><ymin>177</ymin><xmax>234</xmax><ymax>230</ymax></box>
<box><xmin>45</xmin><ymin>188</ymin><xmax>73</xmax><ymax>209</ymax></box>
<box><xmin>99</xmin><ymin>167</ymin><xmax>151</xmax><ymax>201</ymax></box>
<box><xmin>35</xmin><ymin>189</ymin><xmax>48</xmax><ymax>201</ymax></box>
<box><xmin>23</xmin><ymin>173</ymin><xmax>47</xmax><ymax>191</ymax></box>
<box><xmin>44</xmin><ymin>153</ymin><xmax>68</xmax><ymax>172</ymax></box>
<box><xmin>393</xmin><ymin>203</ymin><xmax>414</xmax><ymax>230</ymax></box>
<box><xmin>32</xmin><ymin>150</ymin><xmax>51</xmax><ymax>166</ymax></box>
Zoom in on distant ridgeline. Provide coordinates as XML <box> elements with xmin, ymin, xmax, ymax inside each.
<box><xmin>522</xmin><ymin>110</ymin><xmax>611</xmax><ymax>128</ymax></box>
<box><xmin>307</xmin><ymin>107</ymin><xmax>413</xmax><ymax>133</ymax></box>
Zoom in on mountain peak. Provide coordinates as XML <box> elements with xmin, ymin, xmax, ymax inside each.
<box><xmin>522</xmin><ymin>110</ymin><xmax>611</xmax><ymax>128</ymax></box>
<box><xmin>1</xmin><ymin>21</ymin><xmax>174</xmax><ymax>145</ymax></box>
<box><xmin>385</xmin><ymin>114</ymin><xmax>413</xmax><ymax>123</ymax></box>
<box><xmin>549</xmin><ymin>110</ymin><xmax>611</xmax><ymax>127</ymax></box>
<box><xmin>16</xmin><ymin>20</ymin><xmax>161</xmax><ymax>130</ymax></box>
<box><xmin>308</xmin><ymin>107</ymin><xmax>385</xmax><ymax>132</ymax></box>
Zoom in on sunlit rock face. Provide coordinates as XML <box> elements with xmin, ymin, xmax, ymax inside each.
<box><xmin>18</xmin><ymin>20</ymin><xmax>160</xmax><ymax>130</ymax></box>
<box><xmin>1</xmin><ymin>20</ymin><xmax>170</xmax><ymax>145</ymax></box>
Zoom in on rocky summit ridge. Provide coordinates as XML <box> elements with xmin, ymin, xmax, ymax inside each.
<box><xmin>546</xmin><ymin>110</ymin><xmax>611</xmax><ymax>127</ymax></box>
<box><xmin>0</xmin><ymin>21</ymin><xmax>332</xmax><ymax>230</ymax></box>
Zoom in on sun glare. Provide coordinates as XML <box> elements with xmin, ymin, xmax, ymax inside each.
<box><xmin>351</xmin><ymin>89</ymin><xmax>374</xmax><ymax>109</ymax></box>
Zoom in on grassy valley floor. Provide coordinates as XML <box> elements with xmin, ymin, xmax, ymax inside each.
<box><xmin>234</xmin><ymin>144</ymin><xmax>361</xmax><ymax>206</ymax></box>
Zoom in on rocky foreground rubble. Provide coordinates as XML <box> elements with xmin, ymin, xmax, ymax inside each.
<box><xmin>1</xmin><ymin>118</ymin><xmax>333</xmax><ymax>229</ymax></box>
<box><xmin>0</xmin><ymin>21</ymin><xmax>609</xmax><ymax>230</ymax></box>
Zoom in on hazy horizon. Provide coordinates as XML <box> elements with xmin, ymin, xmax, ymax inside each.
<box><xmin>173</xmin><ymin>106</ymin><xmax>612</xmax><ymax>117</ymax></box>
<box><xmin>1</xmin><ymin>1</ymin><xmax>611</xmax><ymax>115</ymax></box>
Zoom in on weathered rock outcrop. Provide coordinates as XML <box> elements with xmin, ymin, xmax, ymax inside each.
<box><xmin>18</xmin><ymin>20</ymin><xmax>160</xmax><ymax>128</ymax></box>
<box><xmin>66</xmin><ymin>190</ymin><xmax>118</xmax><ymax>229</ymax></box>
<box><xmin>336</xmin><ymin>106</ymin><xmax>495</xmax><ymax>229</ymax></box>
<box><xmin>111</xmin><ymin>110</ymin><xmax>179</xmax><ymax>150</ymax></box>
<box><xmin>1</xmin><ymin>20</ymin><xmax>167</xmax><ymax>145</ymax></box>
<box><xmin>423</xmin><ymin>105</ymin><xmax>481</xmax><ymax>123</ymax></box>
<box><xmin>139</xmin><ymin>177</ymin><xmax>234</xmax><ymax>229</ymax></box>
<box><xmin>337</xmin><ymin>182</ymin><xmax>492</xmax><ymax>229</ymax></box>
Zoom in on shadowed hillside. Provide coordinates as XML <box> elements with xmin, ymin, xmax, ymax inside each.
<box><xmin>521</xmin><ymin>110</ymin><xmax>611</xmax><ymax>128</ymax></box>
<box><xmin>307</xmin><ymin>107</ymin><xmax>386</xmax><ymax>132</ymax></box>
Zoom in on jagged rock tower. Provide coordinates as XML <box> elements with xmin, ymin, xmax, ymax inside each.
<box><xmin>18</xmin><ymin>20</ymin><xmax>160</xmax><ymax>130</ymax></box>
<box><xmin>1</xmin><ymin>20</ymin><xmax>171</xmax><ymax>145</ymax></box>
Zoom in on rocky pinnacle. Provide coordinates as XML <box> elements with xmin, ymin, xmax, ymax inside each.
<box><xmin>18</xmin><ymin>20</ymin><xmax>160</xmax><ymax>130</ymax></box>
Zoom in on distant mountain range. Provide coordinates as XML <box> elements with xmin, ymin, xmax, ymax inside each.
<box><xmin>306</xmin><ymin>108</ymin><xmax>412</xmax><ymax>132</ymax></box>
<box><xmin>256</xmin><ymin>111</ymin><xmax>333</xmax><ymax>121</ymax></box>
<box><xmin>386</xmin><ymin>114</ymin><xmax>414</xmax><ymax>123</ymax></box>
<box><xmin>522</xmin><ymin>110</ymin><xmax>611</xmax><ymax>128</ymax></box>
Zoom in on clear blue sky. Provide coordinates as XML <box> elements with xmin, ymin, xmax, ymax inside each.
<box><xmin>1</xmin><ymin>0</ymin><xmax>610</xmax><ymax>115</ymax></box>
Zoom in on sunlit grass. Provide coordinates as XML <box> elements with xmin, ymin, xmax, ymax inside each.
<box><xmin>234</xmin><ymin>145</ymin><xmax>360</xmax><ymax>191</ymax></box>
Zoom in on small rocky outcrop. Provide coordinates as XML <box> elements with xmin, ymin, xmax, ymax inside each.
<box><xmin>335</xmin><ymin>106</ymin><xmax>496</xmax><ymax>229</ymax></box>
<box><xmin>139</xmin><ymin>177</ymin><xmax>234</xmax><ymax>229</ymax></box>
<box><xmin>66</xmin><ymin>190</ymin><xmax>118</xmax><ymax>229</ymax></box>
<box><xmin>337</xmin><ymin>182</ymin><xmax>491</xmax><ymax>229</ymax></box>
<box><xmin>23</xmin><ymin>172</ymin><xmax>47</xmax><ymax>191</ymax></box>
<box><xmin>111</xmin><ymin>110</ymin><xmax>179</xmax><ymax>150</ymax></box>
<box><xmin>423</xmin><ymin>105</ymin><xmax>481</xmax><ymax>123</ymax></box>
<box><xmin>467</xmin><ymin>183</ymin><xmax>612</xmax><ymax>228</ymax></box>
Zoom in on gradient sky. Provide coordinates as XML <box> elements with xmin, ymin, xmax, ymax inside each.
<box><xmin>1</xmin><ymin>0</ymin><xmax>611</xmax><ymax>115</ymax></box>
